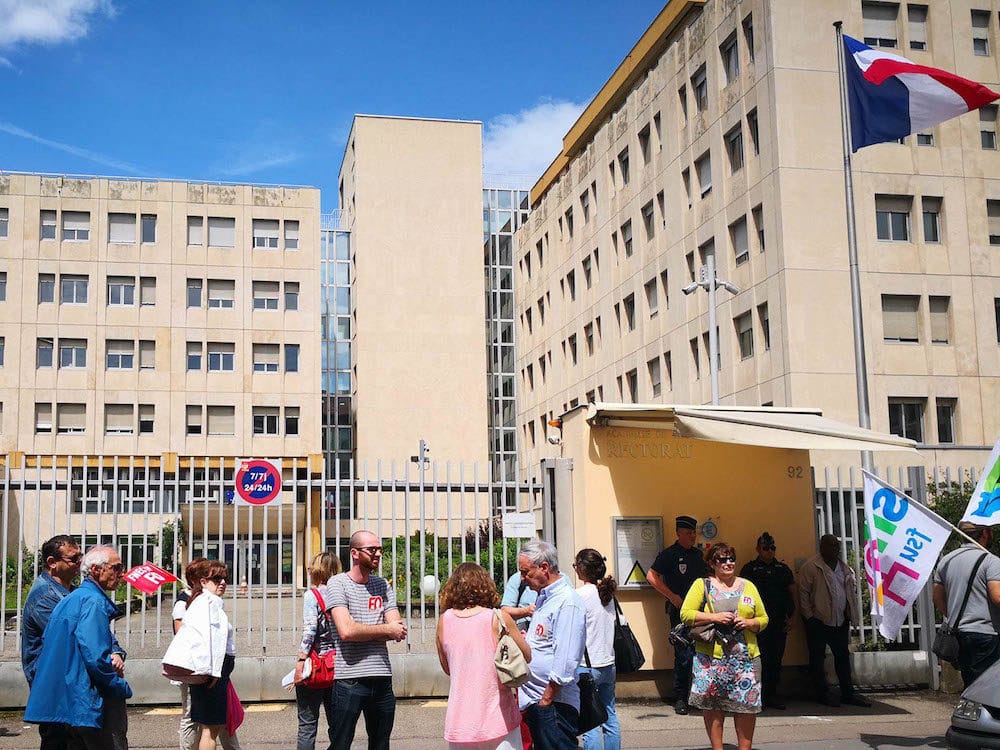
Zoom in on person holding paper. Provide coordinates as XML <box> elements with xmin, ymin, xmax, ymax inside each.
<box><xmin>932</xmin><ymin>522</ymin><xmax>1000</xmax><ymax>687</ymax></box>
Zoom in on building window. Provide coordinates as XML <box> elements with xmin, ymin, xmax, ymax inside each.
<box><xmin>139</xmin><ymin>340</ymin><xmax>155</xmax><ymax>369</ymax></box>
<box><xmin>566</xmin><ymin>270</ymin><xmax>576</xmax><ymax>301</ymax></box>
<box><xmin>207</xmin><ymin>342</ymin><xmax>235</xmax><ymax>372</ymax></box>
<box><xmin>618</xmin><ymin>148</ymin><xmax>630</xmax><ymax>186</ymax></box>
<box><xmin>996</xmin><ymin>298</ymin><xmax>1000</xmax><ymax>342</ymax></box>
<box><xmin>141</xmin><ymin>214</ymin><xmax>157</xmax><ymax>244</ymax></box>
<box><xmin>59</xmin><ymin>339</ymin><xmax>87</xmax><ymax>368</ymax></box>
<box><xmin>284</xmin><ymin>220</ymin><xmax>299</xmax><ymax>250</ymax></box>
<box><xmin>988</xmin><ymin>200</ymin><xmax>1000</xmax><ymax>244</ymax></box>
<box><xmin>863</xmin><ymin>1</ymin><xmax>899</xmax><ymax>48</ymax></box>
<box><xmin>107</xmin><ymin>276</ymin><xmax>135</xmax><ymax>306</ymax></box>
<box><xmin>881</xmin><ymin>294</ymin><xmax>920</xmax><ymax>342</ymax></box>
<box><xmin>929</xmin><ymin>295</ymin><xmax>950</xmax><ymax>344</ymax></box>
<box><xmin>253</xmin><ymin>219</ymin><xmax>280</xmax><ymax>249</ymax></box>
<box><xmin>648</xmin><ymin>357</ymin><xmax>662</xmax><ymax>397</ymax></box>
<box><xmin>285</xmin><ymin>406</ymin><xmax>300</xmax><ymax>436</ymax></box>
<box><xmin>60</xmin><ymin>275</ymin><xmax>89</xmax><ymax>304</ymax></box>
<box><xmin>565</xmin><ymin>208</ymin><xmax>574</xmax><ymax>239</ymax></box>
<box><xmin>285</xmin><ymin>343</ymin><xmax>300</xmax><ymax>373</ymax></box>
<box><xmin>0</xmin><ymin>337</ymin><xmax>4</xmax><ymax>366</ymax></box>
<box><xmin>720</xmin><ymin>32</ymin><xmax>739</xmax><ymax>85</ymax></box>
<box><xmin>57</xmin><ymin>403</ymin><xmax>86</xmax><ymax>434</ymax></box>
<box><xmin>908</xmin><ymin>4</ymin><xmax>928</xmax><ymax>50</ymax></box>
<box><xmin>743</xmin><ymin>14</ymin><xmax>755</xmax><ymax>62</ymax></box>
<box><xmin>253</xmin><ymin>407</ymin><xmax>280</xmax><ymax>435</ymax></box>
<box><xmin>621</xmin><ymin>221</ymin><xmax>633</xmax><ymax>257</ymax></box>
<box><xmin>186</xmin><ymin>279</ymin><xmax>202</xmax><ymax>308</ymax></box>
<box><xmin>645</xmin><ymin>278</ymin><xmax>658</xmax><ymax>317</ymax></box>
<box><xmin>185</xmin><ymin>405</ymin><xmax>202</xmax><ymax>435</ymax></box>
<box><xmin>37</xmin><ymin>338</ymin><xmax>53</xmax><ymax>368</ymax></box>
<box><xmin>106</xmin><ymin>339</ymin><xmax>135</xmax><ymax>369</ymax></box>
<box><xmin>253</xmin><ymin>280</ymin><xmax>280</xmax><ymax>310</ymax></box>
<box><xmin>875</xmin><ymin>194</ymin><xmax>912</xmax><ymax>241</ymax></box>
<box><xmin>138</xmin><ymin>404</ymin><xmax>154</xmax><ymax>434</ymax></box>
<box><xmin>625</xmin><ymin>369</ymin><xmax>638</xmax><ymax>403</ymax></box>
<box><xmin>641</xmin><ymin>201</ymin><xmax>655</xmax><ymax>241</ymax></box>
<box><xmin>623</xmin><ymin>294</ymin><xmax>636</xmax><ymax>331</ymax></box>
<box><xmin>638</xmin><ymin>124</ymin><xmax>651</xmax><ymax>165</ymax></box>
<box><xmin>584</xmin><ymin>322</ymin><xmax>594</xmax><ymax>355</ymax></box>
<box><xmin>751</xmin><ymin>205</ymin><xmax>765</xmax><ymax>252</ymax></box>
<box><xmin>692</xmin><ymin>65</ymin><xmax>708</xmax><ymax>112</ymax></box>
<box><xmin>140</xmin><ymin>276</ymin><xmax>156</xmax><ymax>306</ymax></box>
<box><xmin>35</xmin><ymin>403</ymin><xmax>52</xmax><ymax>433</ymax></box>
<box><xmin>917</xmin><ymin>130</ymin><xmax>934</xmax><ymax>146</ymax></box>
<box><xmin>695</xmin><ymin>152</ymin><xmax>712</xmax><ymax>197</ymax></box>
<box><xmin>973</xmin><ymin>9</ymin><xmax>991</xmax><ymax>56</ymax></box>
<box><xmin>981</xmin><ymin>105</ymin><xmax>997</xmax><ymax>149</ymax></box>
<box><xmin>580</xmin><ymin>190</ymin><xmax>590</xmax><ymax>223</ymax></box>
<box><xmin>936</xmin><ymin>398</ymin><xmax>956</xmax><ymax>443</ymax></box>
<box><xmin>922</xmin><ymin>196</ymin><xmax>942</xmax><ymax>242</ymax></box>
<box><xmin>735</xmin><ymin>311</ymin><xmax>754</xmax><ymax>359</ymax></box>
<box><xmin>664</xmin><ymin>351</ymin><xmax>673</xmax><ymax>390</ymax></box>
<box><xmin>686</xmin><ymin>251</ymin><xmax>696</xmax><ymax>281</ymax></box>
<box><xmin>747</xmin><ymin>109</ymin><xmax>760</xmax><ymax>155</ymax></box>
<box><xmin>207</xmin><ymin>217</ymin><xmax>236</xmax><ymax>248</ymax></box>
<box><xmin>0</xmin><ymin>207</ymin><xmax>7</xmax><ymax>239</ymax></box>
<box><xmin>653</xmin><ymin>112</ymin><xmax>662</xmax><ymax>150</ymax></box>
<box><xmin>187</xmin><ymin>216</ymin><xmax>204</xmax><ymax>246</ymax></box>
<box><xmin>186</xmin><ymin>342</ymin><xmax>202</xmax><ymax>371</ymax></box>
<box><xmin>690</xmin><ymin>337</ymin><xmax>701</xmax><ymax>379</ymax></box>
<box><xmin>109</xmin><ymin>213</ymin><xmax>136</xmax><ymax>244</ymax></box>
<box><xmin>582</xmin><ymin>255</ymin><xmax>593</xmax><ymax>289</ymax></box>
<box><xmin>253</xmin><ymin>343</ymin><xmax>280</xmax><ymax>372</ymax></box>
<box><xmin>105</xmin><ymin>404</ymin><xmax>134</xmax><ymax>435</ymax></box>
<box><xmin>40</xmin><ymin>210</ymin><xmax>56</xmax><ymax>240</ymax></box>
<box><xmin>206</xmin><ymin>279</ymin><xmax>235</xmax><ymax>309</ymax></box>
<box><xmin>568</xmin><ymin>334</ymin><xmax>578</xmax><ymax>365</ymax></box>
<box><xmin>678</xmin><ymin>85</ymin><xmax>688</xmax><ymax>125</ymax></box>
<box><xmin>731</xmin><ymin>216</ymin><xmax>749</xmax><ymax>265</ymax></box>
<box><xmin>888</xmin><ymin>398</ymin><xmax>924</xmax><ymax>441</ymax></box>
<box><xmin>0</xmin><ymin>271</ymin><xmax>5</xmax><ymax>302</ymax></box>
<box><xmin>682</xmin><ymin>167</ymin><xmax>692</xmax><ymax>208</ymax></box>
<box><xmin>206</xmin><ymin>405</ymin><xmax>235</xmax><ymax>436</ymax></box>
<box><xmin>751</xmin><ymin>304</ymin><xmax>769</xmax><ymax>354</ymax></box>
<box><xmin>61</xmin><ymin>212</ymin><xmax>90</xmax><ymax>241</ymax></box>
<box><xmin>726</xmin><ymin>126</ymin><xmax>744</xmax><ymax>173</ymax></box>
<box><xmin>283</xmin><ymin>281</ymin><xmax>299</xmax><ymax>311</ymax></box>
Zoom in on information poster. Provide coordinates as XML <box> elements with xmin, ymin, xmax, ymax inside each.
<box><xmin>614</xmin><ymin>517</ymin><xmax>663</xmax><ymax>589</ymax></box>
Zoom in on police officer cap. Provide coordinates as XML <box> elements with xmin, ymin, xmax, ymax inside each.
<box><xmin>757</xmin><ymin>531</ymin><xmax>775</xmax><ymax>546</ymax></box>
<box><xmin>675</xmin><ymin>515</ymin><xmax>697</xmax><ymax>530</ymax></box>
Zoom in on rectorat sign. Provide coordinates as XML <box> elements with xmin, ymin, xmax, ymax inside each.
<box><xmin>601</xmin><ymin>428</ymin><xmax>693</xmax><ymax>460</ymax></box>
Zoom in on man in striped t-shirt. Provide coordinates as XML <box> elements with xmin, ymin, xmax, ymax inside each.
<box><xmin>327</xmin><ymin>530</ymin><xmax>407</xmax><ymax>750</ymax></box>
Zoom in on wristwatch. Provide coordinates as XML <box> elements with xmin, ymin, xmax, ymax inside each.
<box><xmin>297</xmin><ymin>658</ymin><xmax>307</xmax><ymax>662</ymax></box>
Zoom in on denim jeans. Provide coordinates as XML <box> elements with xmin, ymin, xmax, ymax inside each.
<box><xmin>578</xmin><ymin>665</ymin><xmax>620</xmax><ymax>750</ymax></box>
<box><xmin>296</xmin><ymin>683</ymin><xmax>335</xmax><ymax>750</ymax></box>
<box><xmin>523</xmin><ymin>701</ymin><xmax>579</xmax><ymax>750</ymax></box>
<box><xmin>329</xmin><ymin>677</ymin><xmax>395</xmax><ymax>750</ymax></box>
<box><xmin>956</xmin><ymin>631</ymin><xmax>1000</xmax><ymax>688</ymax></box>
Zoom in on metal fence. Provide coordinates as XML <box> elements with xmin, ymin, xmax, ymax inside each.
<box><xmin>0</xmin><ymin>455</ymin><xmax>544</xmax><ymax>661</ymax></box>
<box><xmin>813</xmin><ymin>462</ymin><xmax>985</xmax><ymax>648</ymax></box>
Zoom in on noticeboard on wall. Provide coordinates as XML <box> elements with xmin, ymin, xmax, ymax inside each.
<box><xmin>613</xmin><ymin>517</ymin><xmax>664</xmax><ymax>589</ymax></box>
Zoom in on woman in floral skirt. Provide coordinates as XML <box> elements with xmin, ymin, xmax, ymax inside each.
<box><xmin>681</xmin><ymin>542</ymin><xmax>768</xmax><ymax>750</ymax></box>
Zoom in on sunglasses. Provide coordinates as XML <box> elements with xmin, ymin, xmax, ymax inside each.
<box><xmin>102</xmin><ymin>563</ymin><xmax>125</xmax><ymax>574</ymax></box>
<box><xmin>714</xmin><ymin>556</ymin><xmax>737</xmax><ymax>564</ymax></box>
<box><xmin>209</xmin><ymin>575</ymin><xmax>229</xmax><ymax>584</ymax></box>
<box><xmin>761</xmin><ymin>545</ymin><xmax>776</xmax><ymax>552</ymax></box>
<box><xmin>355</xmin><ymin>546</ymin><xmax>384</xmax><ymax>555</ymax></box>
<box><xmin>60</xmin><ymin>553</ymin><xmax>84</xmax><ymax>564</ymax></box>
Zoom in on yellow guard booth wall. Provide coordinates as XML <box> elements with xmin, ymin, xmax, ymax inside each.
<box><xmin>560</xmin><ymin>407</ymin><xmax>818</xmax><ymax>675</ymax></box>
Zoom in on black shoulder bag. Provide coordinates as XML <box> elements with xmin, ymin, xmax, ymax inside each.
<box><xmin>932</xmin><ymin>552</ymin><xmax>987</xmax><ymax>666</ymax></box>
<box><xmin>577</xmin><ymin>648</ymin><xmax>609</xmax><ymax>735</ymax></box>
<box><xmin>612</xmin><ymin>597</ymin><xmax>646</xmax><ymax>673</ymax></box>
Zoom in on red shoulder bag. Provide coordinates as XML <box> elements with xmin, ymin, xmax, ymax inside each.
<box><xmin>303</xmin><ymin>588</ymin><xmax>336</xmax><ymax>689</ymax></box>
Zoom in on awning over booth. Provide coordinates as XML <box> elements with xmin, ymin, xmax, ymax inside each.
<box><xmin>583</xmin><ymin>403</ymin><xmax>918</xmax><ymax>453</ymax></box>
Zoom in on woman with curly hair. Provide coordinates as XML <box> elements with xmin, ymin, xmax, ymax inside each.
<box><xmin>680</xmin><ymin>542</ymin><xmax>769</xmax><ymax>750</ymax></box>
<box><xmin>436</xmin><ymin>562</ymin><xmax>531</xmax><ymax>750</ymax></box>
<box><xmin>574</xmin><ymin>548</ymin><xmax>620</xmax><ymax>750</ymax></box>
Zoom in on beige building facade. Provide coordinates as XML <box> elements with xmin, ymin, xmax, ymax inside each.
<box><xmin>517</xmin><ymin>0</ymin><xmax>1000</xmax><ymax>472</ymax></box>
<box><xmin>339</xmin><ymin>115</ymin><xmax>490</xmax><ymax>468</ymax></box>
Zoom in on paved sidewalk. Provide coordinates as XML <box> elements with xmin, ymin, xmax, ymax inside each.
<box><xmin>0</xmin><ymin>691</ymin><xmax>957</xmax><ymax>748</ymax></box>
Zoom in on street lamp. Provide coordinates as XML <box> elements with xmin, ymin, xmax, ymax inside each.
<box><xmin>682</xmin><ymin>253</ymin><xmax>740</xmax><ymax>405</ymax></box>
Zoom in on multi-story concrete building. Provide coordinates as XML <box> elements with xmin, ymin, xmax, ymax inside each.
<box><xmin>0</xmin><ymin>172</ymin><xmax>322</xmax><ymax>581</ymax></box>
<box><xmin>517</xmin><ymin>0</ymin><xmax>1000</xmax><ymax>471</ymax></box>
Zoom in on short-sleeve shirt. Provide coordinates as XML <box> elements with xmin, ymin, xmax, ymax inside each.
<box><xmin>326</xmin><ymin>572</ymin><xmax>398</xmax><ymax>679</ymax></box>
<box><xmin>933</xmin><ymin>544</ymin><xmax>1000</xmax><ymax>635</ymax></box>
<box><xmin>651</xmin><ymin>542</ymin><xmax>707</xmax><ymax>604</ymax></box>
<box><xmin>740</xmin><ymin>559</ymin><xmax>795</xmax><ymax>621</ymax></box>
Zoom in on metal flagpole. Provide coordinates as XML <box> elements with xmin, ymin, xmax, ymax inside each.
<box><xmin>834</xmin><ymin>21</ymin><xmax>874</xmax><ymax>473</ymax></box>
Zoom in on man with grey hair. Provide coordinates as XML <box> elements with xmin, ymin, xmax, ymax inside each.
<box><xmin>25</xmin><ymin>546</ymin><xmax>131</xmax><ymax>749</ymax></box>
<box><xmin>517</xmin><ymin>539</ymin><xmax>586</xmax><ymax>750</ymax></box>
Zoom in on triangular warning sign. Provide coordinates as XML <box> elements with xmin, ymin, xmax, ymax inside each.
<box><xmin>626</xmin><ymin>561</ymin><xmax>646</xmax><ymax>585</ymax></box>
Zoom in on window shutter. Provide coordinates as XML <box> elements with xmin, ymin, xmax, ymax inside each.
<box><xmin>62</xmin><ymin>212</ymin><xmax>90</xmax><ymax>231</ymax></box>
<box><xmin>882</xmin><ymin>295</ymin><xmax>920</xmax><ymax>341</ymax></box>
<box><xmin>908</xmin><ymin>6</ymin><xmax>927</xmax><ymax>45</ymax></box>
<box><xmin>105</xmin><ymin>404</ymin><xmax>134</xmax><ymax>433</ymax></box>
<box><xmin>140</xmin><ymin>276</ymin><xmax>156</xmax><ymax>305</ymax></box>
<box><xmin>209</xmin><ymin>279</ymin><xmax>235</xmax><ymax>301</ymax></box>
<box><xmin>732</xmin><ymin>218</ymin><xmax>748</xmax><ymax>257</ymax></box>
<box><xmin>863</xmin><ymin>3</ymin><xmax>898</xmax><ymax>38</ymax></box>
<box><xmin>989</xmin><ymin>200</ymin><xmax>1000</xmax><ymax>238</ymax></box>
<box><xmin>59</xmin><ymin>403</ymin><xmax>86</xmax><ymax>431</ymax></box>
<box><xmin>207</xmin><ymin>217</ymin><xmax>236</xmax><ymax>248</ymax></box>
<box><xmin>187</xmin><ymin>216</ymin><xmax>204</xmax><ymax>245</ymax></box>
<box><xmin>929</xmin><ymin>296</ymin><xmax>950</xmax><ymax>343</ymax></box>
<box><xmin>255</xmin><ymin>344</ymin><xmax>279</xmax><ymax>366</ymax></box>
<box><xmin>109</xmin><ymin>213</ymin><xmax>137</xmax><ymax>243</ymax></box>
<box><xmin>207</xmin><ymin>406</ymin><xmax>235</xmax><ymax>435</ymax></box>
<box><xmin>139</xmin><ymin>340</ymin><xmax>155</xmax><ymax>368</ymax></box>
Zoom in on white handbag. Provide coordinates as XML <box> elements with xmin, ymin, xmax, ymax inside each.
<box><xmin>493</xmin><ymin>609</ymin><xmax>530</xmax><ymax>689</ymax></box>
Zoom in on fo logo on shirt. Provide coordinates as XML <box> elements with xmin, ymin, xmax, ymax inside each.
<box><xmin>368</xmin><ymin>596</ymin><xmax>383</xmax><ymax>611</ymax></box>
<box><xmin>535</xmin><ymin>623</ymin><xmax>546</xmax><ymax>637</ymax></box>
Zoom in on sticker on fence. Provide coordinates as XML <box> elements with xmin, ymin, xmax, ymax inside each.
<box><xmin>235</xmin><ymin>459</ymin><xmax>283</xmax><ymax>505</ymax></box>
<box><xmin>502</xmin><ymin>512</ymin><xmax>536</xmax><ymax>539</ymax></box>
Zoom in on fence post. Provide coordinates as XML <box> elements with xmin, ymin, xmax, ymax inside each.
<box><xmin>907</xmin><ymin>465</ymin><xmax>940</xmax><ymax>690</ymax></box>
<box><xmin>540</xmin><ymin>458</ymin><xmax>574</xmax><ymax>573</ymax></box>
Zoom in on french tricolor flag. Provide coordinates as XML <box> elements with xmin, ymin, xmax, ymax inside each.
<box><xmin>844</xmin><ymin>34</ymin><xmax>1000</xmax><ymax>151</ymax></box>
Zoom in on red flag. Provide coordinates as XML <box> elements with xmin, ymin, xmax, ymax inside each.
<box><xmin>124</xmin><ymin>563</ymin><xmax>179</xmax><ymax>594</ymax></box>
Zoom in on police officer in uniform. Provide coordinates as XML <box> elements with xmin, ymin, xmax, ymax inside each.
<box><xmin>647</xmin><ymin>515</ymin><xmax>707</xmax><ymax>715</ymax></box>
<box><xmin>740</xmin><ymin>532</ymin><xmax>796</xmax><ymax>709</ymax></box>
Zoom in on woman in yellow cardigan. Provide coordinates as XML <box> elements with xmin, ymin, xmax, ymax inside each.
<box><xmin>680</xmin><ymin>542</ymin><xmax>769</xmax><ymax>750</ymax></box>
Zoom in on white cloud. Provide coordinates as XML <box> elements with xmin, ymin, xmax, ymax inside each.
<box><xmin>0</xmin><ymin>0</ymin><xmax>114</xmax><ymax>48</ymax></box>
<box><xmin>0</xmin><ymin>120</ymin><xmax>141</xmax><ymax>173</ymax></box>
<box><xmin>482</xmin><ymin>99</ymin><xmax>587</xmax><ymax>181</ymax></box>
<box><xmin>219</xmin><ymin>151</ymin><xmax>302</xmax><ymax>178</ymax></box>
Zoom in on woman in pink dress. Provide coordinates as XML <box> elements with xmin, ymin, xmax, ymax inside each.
<box><xmin>436</xmin><ymin>563</ymin><xmax>531</xmax><ymax>750</ymax></box>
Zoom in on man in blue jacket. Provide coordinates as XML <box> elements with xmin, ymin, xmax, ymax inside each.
<box><xmin>25</xmin><ymin>546</ymin><xmax>132</xmax><ymax>749</ymax></box>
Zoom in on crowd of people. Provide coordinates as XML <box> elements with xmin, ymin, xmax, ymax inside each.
<box><xmin>21</xmin><ymin>518</ymin><xmax>999</xmax><ymax>749</ymax></box>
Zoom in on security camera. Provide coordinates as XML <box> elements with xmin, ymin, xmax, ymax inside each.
<box><xmin>682</xmin><ymin>282</ymin><xmax>701</xmax><ymax>295</ymax></box>
<box><xmin>547</xmin><ymin>434</ymin><xmax>561</xmax><ymax>445</ymax></box>
<box><xmin>721</xmin><ymin>282</ymin><xmax>741</xmax><ymax>295</ymax></box>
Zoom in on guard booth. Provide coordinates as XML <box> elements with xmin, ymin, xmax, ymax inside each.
<box><xmin>547</xmin><ymin>404</ymin><xmax>918</xmax><ymax>694</ymax></box>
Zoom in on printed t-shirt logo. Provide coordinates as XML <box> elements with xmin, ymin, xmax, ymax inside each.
<box><xmin>535</xmin><ymin>622</ymin><xmax>546</xmax><ymax>637</ymax></box>
<box><xmin>368</xmin><ymin>596</ymin><xmax>383</xmax><ymax>611</ymax></box>
<box><xmin>678</xmin><ymin>563</ymin><xmax>687</xmax><ymax>574</ymax></box>
<box><xmin>741</xmin><ymin>595</ymin><xmax>754</xmax><ymax>608</ymax></box>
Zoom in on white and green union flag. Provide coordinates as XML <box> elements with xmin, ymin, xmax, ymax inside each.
<box><xmin>863</xmin><ymin>470</ymin><xmax>952</xmax><ymax>640</ymax></box>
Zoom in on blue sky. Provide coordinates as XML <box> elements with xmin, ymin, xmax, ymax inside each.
<box><xmin>0</xmin><ymin>1</ymin><xmax>666</xmax><ymax>210</ymax></box>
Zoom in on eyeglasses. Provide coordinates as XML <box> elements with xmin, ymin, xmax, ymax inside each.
<box><xmin>714</xmin><ymin>556</ymin><xmax>737</xmax><ymax>564</ymax></box>
<box><xmin>209</xmin><ymin>575</ymin><xmax>228</xmax><ymax>584</ymax></box>
<box><xmin>355</xmin><ymin>546</ymin><xmax>383</xmax><ymax>555</ymax></box>
<box><xmin>761</xmin><ymin>545</ymin><xmax>776</xmax><ymax>552</ymax></box>
<box><xmin>102</xmin><ymin>563</ymin><xmax>125</xmax><ymax>574</ymax></box>
<box><xmin>60</xmin><ymin>553</ymin><xmax>83</xmax><ymax>564</ymax></box>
